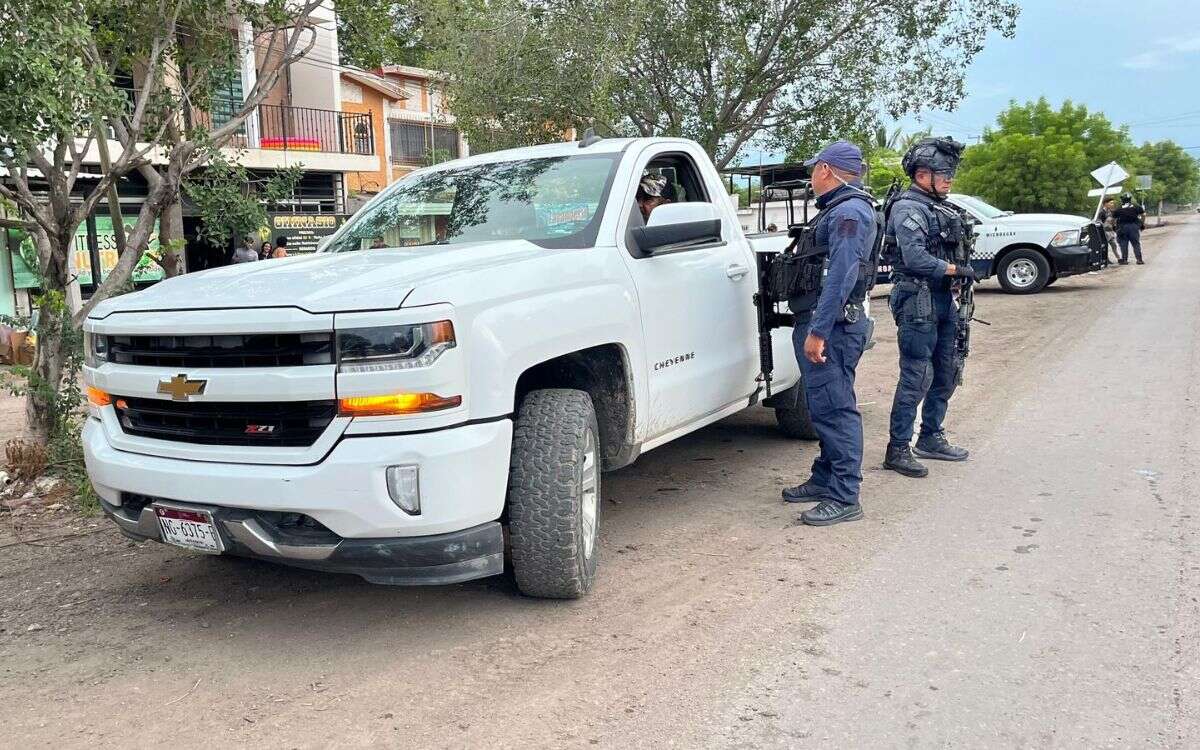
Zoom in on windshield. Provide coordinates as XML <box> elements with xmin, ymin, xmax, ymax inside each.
<box><xmin>326</xmin><ymin>154</ymin><xmax>619</xmax><ymax>252</ymax></box>
<box><xmin>952</xmin><ymin>194</ymin><xmax>1008</xmax><ymax>219</ymax></box>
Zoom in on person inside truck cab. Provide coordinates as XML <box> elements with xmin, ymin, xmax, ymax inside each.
<box><xmin>636</xmin><ymin>173</ymin><xmax>676</xmax><ymax>221</ymax></box>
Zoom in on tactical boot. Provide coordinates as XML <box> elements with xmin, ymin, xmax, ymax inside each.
<box><xmin>782</xmin><ymin>481</ymin><xmax>829</xmax><ymax>504</ymax></box>
<box><xmin>884</xmin><ymin>443</ymin><xmax>928</xmax><ymax>478</ymax></box>
<box><xmin>801</xmin><ymin>500</ymin><xmax>863</xmax><ymax>527</ymax></box>
<box><xmin>914</xmin><ymin>432</ymin><xmax>969</xmax><ymax>461</ymax></box>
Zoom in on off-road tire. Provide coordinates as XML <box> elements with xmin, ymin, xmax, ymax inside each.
<box><xmin>775</xmin><ymin>393</ymin><xmax>818</xmax><ymax>440</ymax></box>
<box><xmin>997</xmin><ymin>249</ymin><xmax>1051</xmax><ymax>294</ymax></box>
<box><xmin>507</xmin><ymin>389</ymin><xmax>601</xmax><ymax>599</ymax></box>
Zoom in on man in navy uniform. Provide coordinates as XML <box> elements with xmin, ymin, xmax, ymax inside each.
<box><xmin>781</xmin><ymin>140</ymin><xmax>877</xmax><ymax>526</ymax></box>
<box><xmin>882</xmin><ymin>137</ymin><xmax>975</xmax><ymax>478</ymax></box>
<box><xmin>1112</xmin><ymin>192</ymin><xmax>1146</xmax><ymax>265</ymax></box>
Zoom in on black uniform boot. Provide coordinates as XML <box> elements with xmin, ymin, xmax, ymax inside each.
<box><xmin>782</xmin><ymin>482</ymin><xmax>829</xmax><ymax>504</ymax></box>
<box><xmin>914</xmin><ymin>431</ymin><xmax>969</xmax><ymax>461</ymax></box>
<box><xmin>884</xmin><ymin>443</ymin><xmax>928</xmax><ymax>478</ymax></box>
<box><xmin>801</xmin><ymin>500</ymin><xmax>863</xmax><ymax>526</ymax></box>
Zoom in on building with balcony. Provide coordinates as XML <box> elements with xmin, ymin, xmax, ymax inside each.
<box><xmin>1</xmin><ymin>1</ymin><xmax>382</xmax><ymax>315</ymax></box>
<box><xmin>339</xmin><ymin>65</ymin><xmax>468</xmax><ymax>210</ymax></box>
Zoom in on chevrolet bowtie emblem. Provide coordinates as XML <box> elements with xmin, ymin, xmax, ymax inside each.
<box><xmin>157</xmin><ymin>374</ymin><xmax>208</xmax><ymax>401</ymax></box>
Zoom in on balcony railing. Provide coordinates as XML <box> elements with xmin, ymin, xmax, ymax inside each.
<box><xmin>194</xmin><ymin>101</ymin><xmax>375</xmax><ymax>156</ymax></box>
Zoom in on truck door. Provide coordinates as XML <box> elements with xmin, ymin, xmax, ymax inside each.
<box><xmin>618</xmin><ymin>146</ymin><xmax>759</xmax><ymax>439</ymax></box>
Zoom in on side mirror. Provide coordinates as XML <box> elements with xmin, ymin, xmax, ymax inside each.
<box><xmin>631</xmin><ymin>203</ymin><xmax>723</xmax><ymax>256</ymax></box>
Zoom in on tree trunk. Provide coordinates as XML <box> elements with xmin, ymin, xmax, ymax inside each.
<box><xmin>24</xmin><ymin>230</ymin><xmax>73</xmax><ymax>441</ymax></box>
<box><xmin>158</xmin><ymin>193</ymin><xmax>187</xmax><ymax>277</ymax></box>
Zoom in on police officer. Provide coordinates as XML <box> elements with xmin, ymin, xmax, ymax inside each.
<box><xmin>1113</xmin><ymin>192</ymin><xmax>1146</xmax><ymax>265</ymax></box>
<box><xmin>882</xmin><ymin>137</ymin><xmax>974</xmax><ymax>478</ymax></box>
<box><xmin>780</xmin><ymin>141</ymin><xmax>877</xmax><ymax>526</ymax></box>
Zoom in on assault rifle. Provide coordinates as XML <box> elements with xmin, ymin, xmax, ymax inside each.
<box><xmin>875</xmin><ymin>179</ymin><xmax>904</xmax><ymax>285</ymax></box>
<box><xmin>951</xmin><ymin>206</ymin><xmax>989</xmax><ymax>385</ymax></box>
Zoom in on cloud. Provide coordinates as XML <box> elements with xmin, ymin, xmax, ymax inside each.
<box><xmin>1123</xmin><ymin>51</ymin><xmax>1168</xmax><ymax>70</ymax></box>
<box><xmin>1123</xmin><ymin>34</ymin><xmax>1200</xmax><ymax>69</ymax></box>
<box><xmin>1166</xmin><ymin>34</ymin><xmax>1200</xmax><ymax>53</ymax></box>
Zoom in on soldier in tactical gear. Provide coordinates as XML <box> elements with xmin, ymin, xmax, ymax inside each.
<box><xmin>882</xmin><ymin>137</ymin><xmax>974</xmax><ymax>478</ymax></box>
<box><xmin>780</xmin><ymin>140</ymin><xmax>878</xmax><ymax>526</ymax></box>
<box><xmin>1112</xmin><ymin>192</ymin><xmax>1146</xmax><ymax>265</ymax></box>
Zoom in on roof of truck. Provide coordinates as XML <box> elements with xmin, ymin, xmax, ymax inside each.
<box><xmin>418</xmin><ymin>137</ymin><xmax>702</xmax><ymax>173</ymax></box>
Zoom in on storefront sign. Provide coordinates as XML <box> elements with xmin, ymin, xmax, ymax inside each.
<box><xmin>268</xmin><ymin>213</ymin><xmax>348</xmax><ymax>254</ymax></box>
<box><xmin>10</xmin><ymin>216</ymin><xmax>163</xmax><ymax>289</ymax></box>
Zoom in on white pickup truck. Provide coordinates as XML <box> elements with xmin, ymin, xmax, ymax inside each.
<box><xmin>82</xmin><ymin>136</ymin><xmax>862</xmax><ymax>598</ymax></box>
<box><xmin>948</xmin><ymin>194</ymin><xmax>1102</xmax><ymax>294</ymax></box>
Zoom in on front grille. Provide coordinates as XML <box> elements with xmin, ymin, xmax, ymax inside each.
<box><xmin>114</xmin><ymin>396</ymin><xmax>338</xmax><ymax>447</ymax></box>
<box><xmin>106</xmin><ymin>333</ymin><xmax>334</xmax><ymax>368</ymax></box>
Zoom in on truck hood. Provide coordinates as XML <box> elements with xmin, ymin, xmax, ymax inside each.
<box><xmin>991</xmin><ymin>213</ymin><xmax>1091</xmax><ymax>229</ymax></box>
<box><xmin>88</xmin><ymin>242</ymin><xmax>548</xmax><ymax>317</ymax></box>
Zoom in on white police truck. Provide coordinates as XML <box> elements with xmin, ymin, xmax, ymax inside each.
<box><xmin>948</xmin><ymin>194</ymin><xmax>1103</xmax><ymax>294</ymax></box>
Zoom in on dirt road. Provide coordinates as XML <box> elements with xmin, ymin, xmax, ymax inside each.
<box><xmin>2</xmin><ymin>218</ymin><xmax>1197</xmax><ymax>748</ymax></box>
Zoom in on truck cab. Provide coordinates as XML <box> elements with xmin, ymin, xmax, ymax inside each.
<box><xmin>81</xmin><ymin>136</ymin><xmax>838</xmax><ymax>599</ymax></box>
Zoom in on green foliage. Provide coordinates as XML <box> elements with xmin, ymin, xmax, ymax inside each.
<box><xmin>1128</xmin><ymin>141</ymin><xmax>1200</xmax><ymax>206</ymax></box>
<box><xmin>956</xmin><ymin>98</ymin><xmax>1134</xmax><ymax>214</ymax></box>
<box><xmin>425</xmin><ymin>0</ymin><xmax>1019</xmax><ymax>167</ymax></box>
<box><xmin>183</xmin><ymin>157</ymin><xmax>302</xmax><ymax>247</ymax></box>
<box><xmin>1</xmin><ymin>292</ymin><xmax>96</xmax><ymax>514</ymax></box>
<box><xmin>337</xmin><ymin>0</ymin><xmax>429</xmax><ymax>68</ymax></box>
<box><xmin>866</xmin><ymin>148</ymin><xmax>906</xmax><ymax>195</ymax></box>
<box><xmin>0</xmin><ymin>0</ymin><xmax>122</xmax><ymax>156</ymax></box>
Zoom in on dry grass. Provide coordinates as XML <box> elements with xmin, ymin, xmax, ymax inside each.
<box><xmin>5</xmin><ymin>438</ymin><xmax>48</xmax><ymax>481</ymax></box>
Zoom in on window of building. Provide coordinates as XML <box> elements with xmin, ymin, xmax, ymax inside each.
<box><xmin>210</xmin><ymin>71</ymin><xmax>244</xmax><ymax>129</ymax></box>
<box><xmin>388</xmin><ymin>121</ymin><xmax>461</xmax><ymax>166</ymax></box>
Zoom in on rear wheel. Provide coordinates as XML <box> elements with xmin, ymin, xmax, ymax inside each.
<box><xmin>997</xmin><ymin>249</ymin><xmax>1051</xmax><ymax>294</ymax></box>
<box><xmin>774</xmin><ymin>389</ymin><xmax>818</xmax><ymax>440</ymax></box>
<box><xmin>507</xmin><ymin>389</ymin><xmax>600</xmax><ymax>599</ymax></box>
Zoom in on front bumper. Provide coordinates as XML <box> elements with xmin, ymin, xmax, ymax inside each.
<box><xmin>1046</xmin><ymin>242</ymin><xmax>1095</xmax><ymax>277</ymax></box>
<box><xmin>100</xmin><ymin>496</ymin><xmax>504</xmax><ymax>585</ymax></box>
<box><xmin>83</xmin><ymin>416</ymin><xmax>514</xmax><ymax>584</ymax></box>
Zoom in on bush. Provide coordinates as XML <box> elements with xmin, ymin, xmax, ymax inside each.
<box><xmin>1</xmin><ymin>290</ymin><xmax>98</xmax><ymax>514</ymax></box>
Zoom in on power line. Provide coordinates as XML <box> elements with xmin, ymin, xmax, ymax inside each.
<box><xmin>1126</xmin><ymin>110</ymin><xmax>1200</xmax><ymax>127</ymax></box>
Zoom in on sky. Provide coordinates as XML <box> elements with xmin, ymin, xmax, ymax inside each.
<box><xmin>744</xmin><ymin>0</ymin><xmax>1200</xmax><ymax>165</ymax></box>
<box><xmin>897</xmin><ymin>0</ymin><xmax>1200</xmax><ymax>151</ymax></box>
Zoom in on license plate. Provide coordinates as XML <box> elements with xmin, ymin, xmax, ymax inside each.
<box><xmin>154</xmin><ymin>505</ymin><xmax>224</xmax><ymax>554</ymax></box>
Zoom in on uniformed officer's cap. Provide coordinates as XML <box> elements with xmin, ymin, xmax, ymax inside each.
<box><xmin>803</xmin><ymin>140</ymin><xmax>863</xmax><ymax>175</ymax></box>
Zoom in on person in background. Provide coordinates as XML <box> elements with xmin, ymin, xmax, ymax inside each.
<box><xmin>635</xmin><ymin>173</ymin><xmax>676</xmax><ymax>221</ymax></box>
<box><xmin>271</xmin><ymin>236</ymin><xmax>289</xmax><ymax>258</ymax></box>
<box><xmin>232</xmin><ymin>234</ymin><xmax>259</xmax><ymax>264</ymax></box>
<box><xmin>767</xmin><ymin>223</ymin><xmax>779</xmax><ymax>232</ymax></box>
<box><xmin>1098</xmin><ymin>198</ymin><xmax>1120</xmax><ymax>265</ymax></box>
<box><xmin>371</xmin><ymin>237</ymin><xmax>387</xmax><ymax>249</ymax></box>
<box><xmin>1113</xmin><ymin>193</ymin><xmax>1146</xmax><ymax>265</ymax></box>
<box><xmin>259</xmin><ymin>241</ymin><xmax>273</xmax><ymax>261</ymax></box>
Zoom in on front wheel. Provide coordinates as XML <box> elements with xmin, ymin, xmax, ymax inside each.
<box><xmin>997</xmin><ymin>249</ymin><xmax>1051</xmax><ymax>294</ymax></box>
<box><xmin>507</xmin><ymin>389</ymin><xmax>601</xmax><ymax>599</ymax></box>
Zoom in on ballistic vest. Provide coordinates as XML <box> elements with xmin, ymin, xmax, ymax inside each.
<box><xmin>787</xmin><ymin>190</ymin><xmax>880</xmax><ymax>315</ymax></box>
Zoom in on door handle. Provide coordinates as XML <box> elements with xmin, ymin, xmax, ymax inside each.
<box><xmin>726</xmin><ymin>263</ymin><xmax>750</xmax><ymax>280</ymax></box>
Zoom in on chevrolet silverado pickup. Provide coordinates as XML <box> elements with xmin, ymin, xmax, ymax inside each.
<box><xmin>81</xmin><ymin>135</ymin><xmax>867</xmax><ymax>598</ymax></box>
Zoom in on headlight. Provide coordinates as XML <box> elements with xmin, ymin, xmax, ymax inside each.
<box><xmin>83</xmin><ymin>331</ymin><xmax>109</xmax><ymax>367</ymax></box>
<box><xmin>1049</xmin><ymin>229</ymin><xmax>1080</xmax><ymax>247</ymax></box>
<box><xmin>337</xmin><ymin>321</ymin><xmax>456</xmax><ymax>372</ymax></box>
